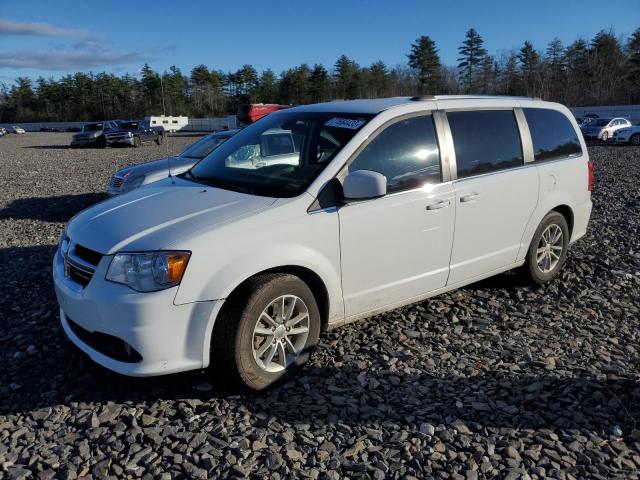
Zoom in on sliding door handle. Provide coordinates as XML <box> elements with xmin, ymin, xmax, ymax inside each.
<box><xmin>460</xmin><ymin>192</ymin><xmax>480</xmax><ymax>203</ymax></box>
<box><xmin>426</xmin><ymin>200</ymin><xmax>451</xmax><ymax>210</ymax></box>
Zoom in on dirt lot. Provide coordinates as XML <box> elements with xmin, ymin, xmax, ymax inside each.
<box><xmin>0</xmin><ymin>132</ymin><xmax>639</xmax><ymax>479</ymax></box>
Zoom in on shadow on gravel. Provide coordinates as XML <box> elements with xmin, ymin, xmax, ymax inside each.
<box><xmin>1</xmin><ymin>244</ymin><xmax>637</xmax><ymax>435</ymax></box>
<box><xmin>0</xmin><ymin>193</ymin><xmax>108</xmax><ymax>222</ymax></box>
<box><xmin>22</xmin><ymin>145</ymin><xmax>71</xmax><ymax>149</ymax></box>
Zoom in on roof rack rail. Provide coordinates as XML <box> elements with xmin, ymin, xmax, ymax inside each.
<box><xmin>409</xmin><ymin>95</ymin><xmax>436</xmax><ymax>101</ymax></box>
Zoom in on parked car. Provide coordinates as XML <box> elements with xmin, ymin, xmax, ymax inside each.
<box><xmin>237</xmin><ymin>103</ymin><xmax>291</xmax><ymax>124</ymax></box>
<box><xmin>8</xmin><ymin>125</ymin><xmax>25</xmax><ymax>134</ymax></box>
<box><xmin>104</xmin><ymin>120</ymin><xmax>164</xmax><ymax>147</ymax></box>
<box><xmin>53</xmin><ymin>96</ymin><xmax>592</xmax><ymax>391</ymax></box>
<box><xmin>70</xmin><ymin>121</ymin><xmax>120</xmax><ymax>148</ymax></box>
<box><xmin>580</xmin><ymin>117</ymin><xmax>631</xmax><ymax>141</ymax></box>
<box><xmin>0</xmin><ymin>127</ymin><xmax>6</xmax><ymax>137</ymax></box>
<box><xmin>612</xmin><ymin>124</ymin><xmax>640</xmax><ymax>146</ymax></box>
<box><xmin>107</xmin><ymin>130</ymin><xmax>238</xmax><ymax>195</ymax></box>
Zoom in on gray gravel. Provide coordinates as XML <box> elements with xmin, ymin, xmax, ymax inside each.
<box><xmin>0</xmin><ymin>132</ymin><xmax>639</xmax><ymax>479</ymax></box>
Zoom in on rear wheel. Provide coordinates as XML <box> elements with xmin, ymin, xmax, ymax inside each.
<box><xmin>211</xmin><ymin>274</ymin><xmax>321</xmax><ymax>391</ymax></box>
<box><xmin>522</xmin><ymin>211</ymin><xmax>569</xmax><ymax>285</ymax></box>
<box><xmin>630</xmin><ymin>133</ymin><xmax>640</xmax><ymax>146</ymax></box>
<box><xmin>156</xmin><ymin>134</ymin><xmax>164</xmax><ymax>145</ymax></box>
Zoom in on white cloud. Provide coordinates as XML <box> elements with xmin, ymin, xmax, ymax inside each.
<box><xmin>0</xmin><ymin>18</ymin><xmax>89</xmax><ymax>38</ymax></box>
<box><xmin>0</xmin><ymin>50</ymin><xmax>142</xmax><ymax>70</ymax></box>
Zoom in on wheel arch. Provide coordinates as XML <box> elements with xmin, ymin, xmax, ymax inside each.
<box><xmin>201</xmin><ymin>264</ymin><xmax>334</xmax><ymax>368</ymax></box>
<box><xmin>551</xmin><ymin>204</ymin><xmax>574</xmax><ymax>236</ymax></box>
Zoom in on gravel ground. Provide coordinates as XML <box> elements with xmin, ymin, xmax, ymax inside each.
<box><xmin>0</xmin><ymin>132</ymin><xmax>639</xmax><ymax>480</ymax></box>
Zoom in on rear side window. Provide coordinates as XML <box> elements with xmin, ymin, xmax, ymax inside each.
<box><xmin>523</xmin><ymin>108</ymin><xmax>582</xmax><ymax>162</ymax></box>
<box><xmin>448</xmin><ymin>110</ymin><xmax>523</xmax><ymax>179</ymax></box>
<box><xmin>348</xmin><ymin>115</ymin><xmax>441</xmax><ymax>193</ymax></box>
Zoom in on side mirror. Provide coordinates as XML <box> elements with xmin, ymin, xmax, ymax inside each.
<box><xmin>342</xmin><ymin>170</ymin><xmax>387</xmax><ymax>201</ymax></box>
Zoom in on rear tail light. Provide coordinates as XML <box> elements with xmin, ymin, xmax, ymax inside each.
<box><xmin>587</xmin><ymin>160</ymin><xmax>594</xmax><ymax>191</ymax></box>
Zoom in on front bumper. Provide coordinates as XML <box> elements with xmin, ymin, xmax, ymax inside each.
<box><xmin>106</xmin><ymin>136</ymin><xmax>135</xmax><ymax>146</ymax></box>
<box><xmin>70</xmin><ymin>137</ymin><xmax>99</xmax><ymax>146</ymax></box>
<box><xmin>53</xmin><ymin>247</ymin><xmax>216</xmax><ymax>376</ymax></box>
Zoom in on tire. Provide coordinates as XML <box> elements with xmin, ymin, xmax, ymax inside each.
<box><xmin>155</xmin><ymin>134</ymin><xmax>164</xmax><ymax>145</ymax></box>
<box><xmin>133</xmin><ymin>136</ymin><xmax>141</xmax><ymax>148</ymax></box>
<box><xmin>522</xmin><ymin>211</ymin><xmax>570</xmax><ymax>285</ymax></box>
<box><xmin>630</xmin><ymin>133</ymin><xmax>640</xmax><ymax>146</ymax></box>
<box><xmin>601</xmin><ymin>131</ymin><xmax>608</xmax><ymax>141</ymax></box>
<box><xmin>211</xmin><ymin>273</ymin><xmax>321</xmax><ymax>391</ymax></box>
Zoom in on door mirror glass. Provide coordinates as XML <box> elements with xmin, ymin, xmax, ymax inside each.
<box><xmin>342</xmin><ymin>170</ymin><xmax>387</xmax><ymax>201</ymax></box>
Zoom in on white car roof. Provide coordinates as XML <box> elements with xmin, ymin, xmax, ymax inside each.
<box><xmin>288</xmin><ymin>95</ymin><xmax>541</xmax><ymax>115</ymax></box>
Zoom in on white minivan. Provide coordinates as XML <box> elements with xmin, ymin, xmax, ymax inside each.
<box><xmin>53</xmin><ymin>96</ymin><xmax>593</xmax><ymax>390</ymax></box>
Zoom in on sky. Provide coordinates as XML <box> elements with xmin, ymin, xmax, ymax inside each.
<box><xmin>0</xmin><ymin>0</ymin><xmax>638</xmax><ymax>83</ymax></box>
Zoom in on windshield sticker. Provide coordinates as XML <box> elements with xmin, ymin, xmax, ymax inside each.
<box><xmin>325</xmin><ymin>117</ymin><xmax>365</xmax><ymax>130</ymax></box>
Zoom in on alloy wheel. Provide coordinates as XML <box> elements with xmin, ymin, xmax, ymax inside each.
<box><xmin>252</xmin><ymin>295</ymin><xmax>310</xmax><ymax>373</ymax></box>
<box><xmin>536</xmin><ymin>224</ymin><xmax>563</xmax><ymax>273</ymax></box>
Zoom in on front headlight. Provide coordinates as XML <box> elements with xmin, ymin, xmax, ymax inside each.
<box><xmin>121</xmin><ymin>175</ymin><xmax>145</xmax><ymax>192</ymax></box>
<box><xmin>106</xmin><ymin>251</ymin><xmax>191</xmax><ymax>292</ymax></box>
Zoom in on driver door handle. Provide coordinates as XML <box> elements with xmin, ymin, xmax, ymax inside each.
<box><xmin>426</xmin><ymin>200</ymin><xmax>451</xmax><ymax>210</ymax></box>
<box><xmin>460</xmin><ymin>192</ymin><xmax>481</xmax><ymax>203</ymax></box>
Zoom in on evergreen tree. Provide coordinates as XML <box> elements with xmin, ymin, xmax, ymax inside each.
<box><xmin>309</xmin><ymin>64</ymin><xmax>331</xmax><ymax>102</ymax></box>
<box><xmin>626</xmin><ymin>28</ymin><xmax>640</xmax><ymax>103</ymax></box>
<box><xmin>407</xmin><ymin>36</ymin><xmax>442</xmax><ymax>94</ymax></box>
<box><xmin>457</xmin><ymin>28</ymin><xmax>487</xmax><ymax>92</ymax></box>
<box><xmin>334</xmin><ymin>55</ymin><xmax>360</xmax><ymax>99</ymax></box>
<box><xmin>517</xmin><ymin>41</ymin><xmax>541</xmax><ymax>96</ymax></box>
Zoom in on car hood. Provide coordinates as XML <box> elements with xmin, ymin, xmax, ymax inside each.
<box><xmin>68</xmin><ymin>177</ymin><xmax>277</xmax><ymax>254</ymax></box>
<box><xmin>117</xmin><ymin>156</ymin><xmax>197</xmax><ymax>178</ymax></box>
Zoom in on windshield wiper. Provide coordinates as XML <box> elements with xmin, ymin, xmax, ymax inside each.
<box><xmin>182</xmin><ymin>171</ymin><xmax>254</xmax><ymax>195</ymax></box>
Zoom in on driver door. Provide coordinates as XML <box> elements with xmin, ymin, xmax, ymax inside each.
<box><xmin>338</xmin><ymin>114</ymin><xmax>455</xmax><ymax>318</ymax></box>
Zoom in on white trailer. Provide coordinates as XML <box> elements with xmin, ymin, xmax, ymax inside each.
<box><xmin>145</xmin><ymin>115</ymin><xmax>189</xmax><ymax>133</ymax></box>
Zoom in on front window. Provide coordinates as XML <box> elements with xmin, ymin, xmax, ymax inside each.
<box><xmin>591</xmin><ymin>119</ymin><xmax>610</xmax><ymax>127</ymax></box>
<box><xmin>187</xmin><ymin>111</ymin><xmax>372</xmax><ymax>197</ymax></box>
<box><xmin>180</xmin><ymin>134</ymin><xmax>232</xmax><ymax>160</ymax></box>
<box><xmin>83</xmin><ymin>123</ymin><xmax>104</xmax><ymax>132</ymax></box>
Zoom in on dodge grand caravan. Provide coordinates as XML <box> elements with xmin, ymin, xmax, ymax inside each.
<box><xmin>53</xmin><ymin>96</ymin><xmax>593</xmax><ymax>390</ymax></box>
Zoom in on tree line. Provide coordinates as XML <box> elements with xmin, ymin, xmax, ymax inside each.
<box><xmin>1</xmin><ymin>27</ymin><xmax>639</xmax><ymax>123</ymax></box>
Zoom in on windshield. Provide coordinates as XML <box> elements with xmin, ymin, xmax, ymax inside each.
<box><xmin>187</xmin><ymin>111</ymin><xmax>372</xmax><ymax>197</ymax></box>
<box><xmin>180</xmin><ymin>133</ymin><xmax>232</xmax><ymax>159</ymax></box>
<box><xmin>83</xmin><ymin>123</ymin><xmax>104</xmax><ymax>132</ymax></box>
<box><xmin>120</xmin><ymin>122</ymin><xmax>139</xmax><ymax>130</ymax></box>
<box><xmin>591</xmin><ymin>119</ymin><xmax>611</xmax><ymax>127</ymax></box>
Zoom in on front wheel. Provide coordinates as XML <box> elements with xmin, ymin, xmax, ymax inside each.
<box><xmin>522</xmin><ymin>211</ymin><xmax>569</xmax><ymax>285</ymax></box>
<box><xmin>133</xmin><ymin>136</ymin><xmax>141</xmax><ymax>147</ymax></box>
<box><xmin>601</xmin><ymin>131</ymin><xmax>609</xmax><ymax>141</ymax></box>
<box><xmin>211</xmin><ymin>274</ymin><xmax>321</xmax><ymax>391</ymax></box>
<box><xmin>630</xmin><ymin>133</ymin><xmax>640</xmax><ymax>146</ymax></box>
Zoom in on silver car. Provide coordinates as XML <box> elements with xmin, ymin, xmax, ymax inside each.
<box><xmin>71</xmin><ymin>121</ymin><xmax>120</xmax><ymax>148</ymax></box>
<box><xmin>107</xmin><ymin>130</ymin><xmax>238</xmax><ymax>195</ymax></box>
<box><xmin>580</xmin><ymin>117</ymin><xmax>631</xmax><ymax>141</ymax></box>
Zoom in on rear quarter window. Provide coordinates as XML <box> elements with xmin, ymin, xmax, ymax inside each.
<box><xmin>523</xmin><ymin>108</ymin><xmax>582</xmax><ymax>161</ymax></box>
<box><xmin>447</xmin><ymin>110</ymin><xmax>523</xmax><ymax>179</ymax></box>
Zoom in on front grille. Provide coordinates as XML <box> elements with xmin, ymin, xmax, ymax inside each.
<box><xmin>111</xmin><ymin>176</ymin><xmax>123</xmax><ymax>188</ymax></box>
<box><xmin>73</xmin><ymin>244</ymin><xmax>102</xmax><ymax>265</ymax></box>
<box><xmin>64</xmin><ymin>241</ymin><xmax>102</xmax><ymax>288</ymax></box>
<box><xmin>67</xmin><ymin>317</ymin><xmax>142</xmax><ymax>363</ymax></box>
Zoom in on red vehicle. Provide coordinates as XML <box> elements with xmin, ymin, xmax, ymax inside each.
<box><xmin>237</xmin><ymin>103</ymin><xmax>290</xmax><ymax>124</ymax></box>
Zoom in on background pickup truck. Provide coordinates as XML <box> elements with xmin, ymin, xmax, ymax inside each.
<box><xmin>104</xmin><ymin>120</ymin><xmax>164</xmax><ymax>147</ymax></box>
